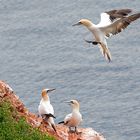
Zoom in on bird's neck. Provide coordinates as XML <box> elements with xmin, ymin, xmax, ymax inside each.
<box><xmin>42</xmin><ymin>95</ymin><xmax>50</xmax><ymax>102</ymax></box>
<box><xmin>89</xmin><ymin>23</ymin><xmax>97</xmax><ymax>29</ymax></box>
<box><xmin>72</xmin><ymin>106</ymin><xmax>80</xmax><ymax>113</ymax></box>
<box><xmin>41</xmin><ymin>99</ymin><xmax>50</xmax><ymax>106</ymax></box>
<box><xmin>84</xmin><ymin>23</ymin><xmax>96</xmax><ymax>34</ymax></box>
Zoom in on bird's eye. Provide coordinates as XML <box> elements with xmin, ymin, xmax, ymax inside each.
<box><xmin>71</xmin><ymin>101</ymin><xmax>74</xmax><ymax>104</ymax></box>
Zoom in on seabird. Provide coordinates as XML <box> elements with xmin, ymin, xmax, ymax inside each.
<box><xmin>73</xmin><ymin>9</ymin><xmax>140</xmax><ymax>62</ymax></box>
<box><xmin>38</xmin><ymin>88</ymin><xmax>56</xmax><ymax>131</ymax></box>
<box><xmin>58</xmin><ymin>100</ymin><xmax>82</xmax><ymax>134</ymax></box>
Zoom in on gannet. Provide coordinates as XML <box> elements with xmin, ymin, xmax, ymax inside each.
<box><xmin>58</xmin><ymin>100</ymin><xmax>82</xmax><ymax>134</ymax></box>
<box><xmin>38</xmin><ymin>88</ymin><xmax>56</xmax><ymax>131</ymax></box>
<box><xmin>73</xmin><ymin>9</ymin><xmax>140</xmax><ymax>62</ymax></box>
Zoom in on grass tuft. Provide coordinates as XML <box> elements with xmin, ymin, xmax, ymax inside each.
<box><xmin>0</xmin><ymin>102</ymin><xmax>55</xmax><ymax>140</ymax></box>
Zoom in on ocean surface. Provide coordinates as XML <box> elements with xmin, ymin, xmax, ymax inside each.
<box><xmin>0</xmin><ymin>0</ymin><xmax>140</xmax><ymax>139</ymax></box>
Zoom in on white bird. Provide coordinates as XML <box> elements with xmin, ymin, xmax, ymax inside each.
<box><xmin>38</xmin><ymin>88</ymin><xmax>56</xmax><ymax>131</ymax></box>
<box><xmin>73</xmin><ymin>9</ymin><xmax>140</xmax><ymax>62</ymax></box>
<box><xmin>58</xmin><ymin>100</ymin><xmax>82</xmax><ymax>133</ymax></box>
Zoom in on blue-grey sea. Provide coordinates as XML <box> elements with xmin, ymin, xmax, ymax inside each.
<box><xmin>0</xmin><ymin>0</ymin><xmax>140</xmax><ymax>139</ymax></box>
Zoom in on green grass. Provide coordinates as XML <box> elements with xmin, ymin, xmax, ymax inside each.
<box><xmin>0</xmin><ymin>102</ymin><xmax>55</xmax><ymax>140</ymax></box>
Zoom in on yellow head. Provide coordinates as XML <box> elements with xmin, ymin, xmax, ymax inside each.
<box><xmin>73</xmin><ymin>19</ymin><xmax>93</xmax><ymax>28</ymax></box>
<box><xmin>65</xmin><ymin>99</ymin><xmax>80</xmax><ymax>111</ymax></box>
<box><xmin>41</xmin><ymin>88</ymin><xmax>55</xmax><ymax>100</ymax></box>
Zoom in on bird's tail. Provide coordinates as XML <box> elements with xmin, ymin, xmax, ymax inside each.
<box><xmin>58</xmin><ymin>121</ymin><xmax>64</xmax><ymax>124</ymax></box>
<box><xmin>48</xmin><ymin>117</ymin><xmax>57</xmax><ymax>132</ymax></box>
<box><xmin>51</xmin><ymin>124</ymin><xmax>57</xmax><ymax>132</ymax></box>
<box><xmin>99</xmin><ymin>43</ymin><xmax>111</xmax><ymax>62</ymax></box>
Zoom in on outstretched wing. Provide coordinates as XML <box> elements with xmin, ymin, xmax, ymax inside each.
<box><xmin>100</xmin><ymin>13</ymin><xmax>140</xmax><ymax>37</ymax></box>
<box><xmin>97</xmin><ymin>9</ymin><xmax>132</xmax><ymax>27</ymax></box>
<box><xmin>105</xmin><ymin>9</ymin><xmax>132</xmax><ymax>22</ymax></box>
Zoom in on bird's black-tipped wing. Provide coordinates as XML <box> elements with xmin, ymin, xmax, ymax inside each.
<box><xmin>42</xmin><ymin>113</ymin><xmax>56</xmax><ymax>119</ymax></box>
<box><xmin>100</xmin><ymin>13</ymin><xmax>140</xmax><ymax>37</ymax></box>
<box><xmin>105</xmin><ymin>9</ymin><xmax>132</xmax><ymax>22</ymax></box>
<box><xmin>97</xmin><ymin>9</ymin><xmax>132</xmax><ymax>27</ymax></box>
<box><xmin>58</xmin><ymin>121</ymin><xmax>64</xmax><ymax>124</ymax></box>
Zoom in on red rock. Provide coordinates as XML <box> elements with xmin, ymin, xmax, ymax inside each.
<box><xmin>0</xmin><ymin>80</ymin><xmax>106</xmax><ymax>140</ymax></box>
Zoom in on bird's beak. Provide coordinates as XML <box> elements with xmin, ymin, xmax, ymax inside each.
<box><xmin>48</xmin><ymin>88</ymin><xmax>56</xmax><ymax>93</ymax></box>
<box><xmin>64</xmin><ymin>101</ymin><xmax>71</xmax><ymax>105</ymax></box>
<box><xmin>72</xmin><ymin>22</ymin><xmax>81</xmax><ymax>26</ymax></box>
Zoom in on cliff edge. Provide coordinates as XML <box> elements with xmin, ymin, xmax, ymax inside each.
<box><xmin>0</xmin><ymin>80</ymin><xmax>106</xmax><ymax>140</ymax></box>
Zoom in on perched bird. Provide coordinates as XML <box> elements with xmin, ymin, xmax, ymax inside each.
<box><xmin>59</xmin><ymin>100</ymin><xmax>82</xmax><ymax>134</ymax></box>
<box><xmin>38</xmin><ymin>88</ymin><xmax>56</xmax><ymax>131</ymax></box>
<box><xmin>73</xmin><ymin>9</ymin><xmax>140</xmax><ymax>62</ymax></box>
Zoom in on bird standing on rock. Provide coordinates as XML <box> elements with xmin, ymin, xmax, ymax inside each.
<box><xmin>73</xmin><ymin>9</ymin><xmax>140</xmax><ymax>62</ymax></box>
<box><xmin>59</xmin><ymin>100</ymin><xmax>82</xmax><ymax>134</ymax></box>
<box><xmin>38</xmin><ymin>88</ymin><xmax>56</xmax><ymax>132</ymax></box>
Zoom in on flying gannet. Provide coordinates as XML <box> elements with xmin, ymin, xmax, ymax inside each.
<box><xmin>58</xmin><ymin>100</ymin><xmax>82</xmax><ymax>134</ymax></box>
<box><xmin>73</xmin><ymin>9</ymin><xmax>140</xmax><ymax>62</ymax></box>
<box><xmin>38</xmin><ymin>88</ymin><xmax>56</xmax><ymax>131</ymax></box>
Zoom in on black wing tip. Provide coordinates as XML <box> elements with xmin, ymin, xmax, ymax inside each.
<box><xmin>133</xmin><ymin>13</ymin><xmax>140</xmax><ymax>18</ymax></box>
<box><xmin>105</xmin><ymin>8</ymin><xmax>133</xmax><ymax>21</ymax></box>
<box><xmin>106</xmin><ymin>8</ymin><xmax>132</xmax><ymax>13</ymax></box>
<box><xmin>119</xmin><ymin>8</ymin><xmax>132</xmax><ymax>13</ymax></box>
<box><xmin>58</xmin><ymin>121</ymin><xmax>64</xmax><ymax>124</ymax></box>
<box><xmin>44</xmin><ymin>113</ymin><xmax>56</xmax><ymax>119</ymax></box>
<box><xmin>124</xmin><ymin>13</ymin><xmax>140</xmax><ymax>23</ymax></box>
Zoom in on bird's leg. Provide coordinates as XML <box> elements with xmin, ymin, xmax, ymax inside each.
<box><xmin>75</xmin><ymin>127</ymin><xmax>79</xmax><ymax>134</ymax></box>
<box><xmin>85</xmin><ymin>39</ymin><xmax>101</xmax><ymax>46</ymax></box>
<box><xmin>75</xmin><ymin>127</ymin><xmax>77</xmax><ymax>132</ymax></box>
<box><xmin>68</xmin><ymin>127</ymin><xmax>72</xmax><ymax>133</ymax></box>
<box><xmin>75</xmin><ymin>127</ymin><xmax>82</xmax><ymax>135</ymax></box>
<box><xmin>92</xmin><ymin>41</ymin><xmax>101</xmax><ymax>45</ymax></box>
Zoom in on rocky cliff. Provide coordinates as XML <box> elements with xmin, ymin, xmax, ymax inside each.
<box><xmin>0</xmin><ymin>80</ymin><xmax>106</xmax><ymax>140</ymax></box>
